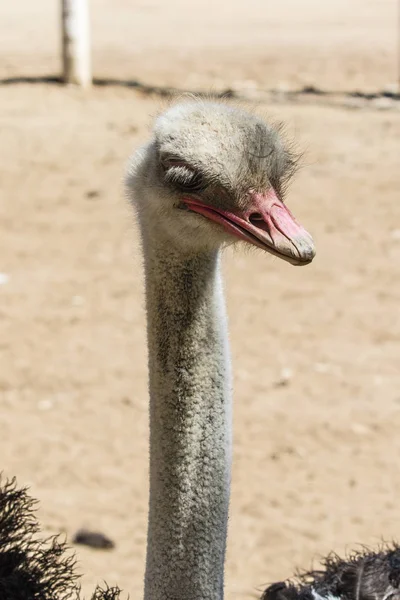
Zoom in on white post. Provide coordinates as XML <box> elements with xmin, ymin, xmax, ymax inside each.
<box><xmin>398</xmin><ymin>0</ymin><xmax>400</xmax><ymax>94</ymax></box>
<box><xmin>61</xmin><ymin>0</ymin><xmax>91</xmax><ymax>87</ymax></box>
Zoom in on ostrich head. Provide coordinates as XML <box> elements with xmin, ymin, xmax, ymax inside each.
<box><xmin>128</xmin><ymin>100</ymin><xmax>315</xmax><ymax>265</ymax></box>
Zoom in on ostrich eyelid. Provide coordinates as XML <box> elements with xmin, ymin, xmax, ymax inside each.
<box><xmin>160</xmin><ymin>156</ymin><xmax>197</xmax><ymax>172</ymax></box>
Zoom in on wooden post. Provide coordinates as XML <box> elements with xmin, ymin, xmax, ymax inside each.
<box><xmin>398</xmin><ymin>0</ymin><xmax>400</xmax><ymax>94</ymax></box>
<box><xmin>61</xmin><ymin>0</ymin><xmax>91</xmax><ymax>87</ymax></box>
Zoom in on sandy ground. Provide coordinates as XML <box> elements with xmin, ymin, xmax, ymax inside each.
<box><xmin>1</xmin><ymin>1</ymin><xmax>400</xmax><ymax>598</ymax></box>
<box><xmin>0</xmin><ymin>0</ymin><xmax>398</xmax><ymax>92</ymax></box>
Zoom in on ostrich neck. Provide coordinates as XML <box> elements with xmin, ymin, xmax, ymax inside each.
<box><xmin>142</xmin><ymin>233</ymin><xmax>232</xmax><ymax>600</ymax></box>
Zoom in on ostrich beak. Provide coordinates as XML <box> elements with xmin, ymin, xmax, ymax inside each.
<box><xmin>183</xmin><ymin>190</ymin><xmax>316</xmax><ymax>266</ymax></box>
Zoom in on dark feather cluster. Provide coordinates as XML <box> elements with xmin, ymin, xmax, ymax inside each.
<box><xmin>2</xmin><ymin>475</ymin><xmax>399</xmax><ymax>600</ymax></box>
<box><xmin>0</xmin><ymin>477</ymin><xmax>123</xmax><ymax>600</ymax></box>
<box><xmin>263</xmin><ymin>547</ymin><xmax>400</xmax><ymax>600</ymax></box>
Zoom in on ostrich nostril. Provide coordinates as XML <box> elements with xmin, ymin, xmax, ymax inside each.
<box><xmin>249</xmin><ymin>213</ymin><xmax>264</xmax><ymax>225</ymax></box>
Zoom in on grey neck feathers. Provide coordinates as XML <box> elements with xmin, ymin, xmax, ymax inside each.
<box><xmin>141</xmin><ymin>229</ymin><xmax>232</xmax><ymax>600</ymax></box>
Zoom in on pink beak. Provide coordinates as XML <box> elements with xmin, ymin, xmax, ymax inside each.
<box><xmin>183</xmin><ymin>189</ymin><xmax>315</xmax><ymax>266</ymax></box>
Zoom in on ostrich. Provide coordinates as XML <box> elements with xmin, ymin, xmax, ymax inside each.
<box><xmin>0</xmin><ymin>99</ymin><xmax>399</xmax><ymax>600</ymax></box>
<box><xmin>124</xmin><ymin>99</ymin><xmax>399</xmax><ymax>600</ymax></box>
<box><xmin>126</xmin><ymin>99</ymin><xmax>314</xmax><ymax>600</ymax></box>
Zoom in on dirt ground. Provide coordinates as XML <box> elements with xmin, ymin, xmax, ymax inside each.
<box><xmin>1</xmin><ymin>1</ymin><xmax>400</xmax><ymax>598</ymax></box>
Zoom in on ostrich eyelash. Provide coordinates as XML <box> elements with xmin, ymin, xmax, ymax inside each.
<box><xmin>162</xmin><ymin>161</ymin><xmax>207</xmax><ymax>193</ymax></box>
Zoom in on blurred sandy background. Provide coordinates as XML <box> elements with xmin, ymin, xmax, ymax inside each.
<box><xmin>1</xmin><ymin>1</ymin><xmax>400</xmax><ymax>598</ymax></box>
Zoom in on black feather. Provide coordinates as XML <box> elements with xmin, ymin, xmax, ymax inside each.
<box><xmin>0</xmin><ymin>476</ymin><xmax>124</xmax><ymax>600</ymax></box>
<box><xmin>262</xmin><ymin>547</ymin><xmax>400</xmax><ymax>600</ymax></box>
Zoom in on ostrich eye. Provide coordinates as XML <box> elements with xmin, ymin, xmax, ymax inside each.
<box><xmin>161</xmin><ymin>158</ymin><xmax>207</xmax><ymax>193</ymax></box>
